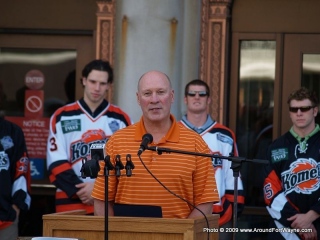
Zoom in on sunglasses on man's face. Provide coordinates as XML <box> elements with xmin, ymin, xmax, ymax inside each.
<box><xmin>187</xmin><ymin>91</ymin><xmax>208</xmax><ymax>97</ymax></box>
<box><xmin>289</xmin><ymin>106</ymin><xmax>314</xmax><ymax>113</ymax></box>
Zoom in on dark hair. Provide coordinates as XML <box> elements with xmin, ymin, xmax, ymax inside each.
<box><xmin>184</xmin><ymin>79</ymin><xmax>210</xmax><ymax>97</ymax></box>
<box><xmin>81</xmin><ymin>59</ymin><xmax>113</xmax><ymax>85</ymax></box>
<box><xmin>287</xmin><ymin>87</ymin><xmax>319</xmax><ymax>106</ymax></box>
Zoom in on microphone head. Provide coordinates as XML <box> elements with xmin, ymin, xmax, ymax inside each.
<box><xmin>90</xmin><ymin>143</ymin><xmax>105</xmax><ymax>160</ymax></box>
<box><xmin>137</xmin><ymin>133</ymin><xmax>153</xmax><ymax>156</ymax></box>
<box><xmin>142</xmin><ymin>133</ymin><xmax>153</xmax><ymax>143</ymax></box>
<box><xmin>80</xmin><ymin>158</ymin><xmax>100</xmax><ymax>178</ymax></box>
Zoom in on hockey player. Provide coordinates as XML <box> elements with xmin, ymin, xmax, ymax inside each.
<box><xmin>47</xmin><ymin>60</ymin><xmax>132</xmax><ymax>213</ymax></box>
<box><xmin>0</xmin><ymin>92</ymin><xmax>31</xmax><ymax>240</ymax></box>
<box><xmin>180</xmin><ymin>79</ymin><xmax>244</xmax><ymax>240</ymax></box>
<box><xmin>264</xmin><ymin>87</ymin><xmax>319</xmax><ymax>240</ymax></box>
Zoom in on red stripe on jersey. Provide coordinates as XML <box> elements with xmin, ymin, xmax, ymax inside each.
<box><xmin>51</xmin><ymin>162</ymin><xmax>72</xmax><ymax>176</ymax></box>
<box><xmin>0</xmin><ymin>221</ymin><xmax>12</xmax><ymax>230</ymax></box>
<box><xmin>56</xmin><ymin>204</ymin><xmax>93</xmax><ymax>214</ymax></box>
<box><xmin>225</xmin><ymin>193</ymin><xmax>245</xmax><ymax>204</ymax></box>
<box><xmin>50</xmin><ymin>102</ymin><xmax>80</xmax><ymax>133</ymax></box>
<box><xmin>108</xmin><ymin>105</ymin><xmax>132</xmax><ymax>124</ymax></box>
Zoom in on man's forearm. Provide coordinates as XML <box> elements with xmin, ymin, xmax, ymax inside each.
<box><xmin>306</xmin><ymin>210</ymin><xmax>320</xmax><ymax>223</ymax></box>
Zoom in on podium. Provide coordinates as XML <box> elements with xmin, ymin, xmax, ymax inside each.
<box><xmin>43</xmin><ymin>210</ymin><xmax>219</xmax><ymax>240</ymax></box>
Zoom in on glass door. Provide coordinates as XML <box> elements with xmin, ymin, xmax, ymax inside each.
<box><xmin>229</xmin><ymin>33</ymin><xmax>320</xmax><ymax>238</ymax></box>
<box><xmin>282</xmin><ymin>34</ymin><xmax>320</xmax><ymax>133</ymax></box>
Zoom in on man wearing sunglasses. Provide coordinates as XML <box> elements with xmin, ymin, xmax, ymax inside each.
<box><xmin>180</xmin><ymin>79</ymin><xmax>244</xmax><ymax>240</ymax></box>
<box><xmin>263</xmin><ymin>87</ymin><xmax>320</xmax><ymax>240</ymax></box>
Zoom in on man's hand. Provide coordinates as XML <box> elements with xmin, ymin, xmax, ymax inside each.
<box><xmin>298</xmin><ymin>223</ymin><xmax>317</xmax><ymax>240</ymax></box>
<box><xmin>12</xmin><ymin>204</ymin><xmax>20</xmax><ymax>217</ymax></box>
<box><xmin>287</xmin><ymin>211</ymin><xmax>319</xmax><ymax>240</ymax></box>
<box><xmin>75</xmin><ymin>182</ymin><xmax>94</xmax><ymax>205</ymax></box>
<box><xmin>288</xmin><ymin>213</ymin><xmax>313</xmax><ymax>229</ymax></box>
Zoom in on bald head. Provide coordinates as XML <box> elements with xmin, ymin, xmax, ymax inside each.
<box><xmin>137</xmin><ymin>71</ymin><xmax>172</xmax><ymax>91</ymax></box>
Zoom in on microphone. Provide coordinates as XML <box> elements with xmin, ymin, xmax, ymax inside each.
<box><xmin>125</xmin><ymin>154</ymin><xmax>134</xmax><ymax>176</ymax></box>
<box><xmin>90</xmin><ymin>143</ymin><xmax>105</xmax><ymax>160</ymax></box>
<box><xmin>80</xmin><ymin>157</ymin><xmax>100</xmax><ymax>179</ymax></box>
<box><xmin>137</xmin><ymin>133</ymin><xmax>153</xmax><ymax>156</ymax></box>
<box><xmin>103</xmin><ymin>155</ymin><xmax>114</xmax><ymax>176</ymax></box>
<box><xmin>80</xmin><ymin>143</ymin><xmax>105</xmax><ymax>178</ymax></box>
<box><xmin>115</xmin><ymin>154</ymin><xmax>124</xmax><ymax>177</ymax></box>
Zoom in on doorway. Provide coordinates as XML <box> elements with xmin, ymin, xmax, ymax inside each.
<box><xmin>229</xmin><ymin>33</ymin><xmax>320</xmax><ymax>238</ymax></box>
<box><xmin>0</xmin><ymin>32</ymin><xmax>95</xmax><ymax>237</ymax></box>
<box><xmin>282</xmin><ymin>34</ymin><xmax>320</xmax><ymax>133</ymax></box>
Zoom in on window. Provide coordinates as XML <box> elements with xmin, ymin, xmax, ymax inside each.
<box><xmin>0</xmin><ymin>47</ymin><xmax>76</xmax><ymax>117</ymax></box>
<box><xmin>237</xmin><ymin>41</ymin><xmax>276</xmax><ymax>207</ymax></box>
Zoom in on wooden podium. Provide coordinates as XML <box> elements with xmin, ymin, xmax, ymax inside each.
<box><xmin>43</xmin><ymin>210</ymin><xmax>219</xmax><ymax>240</ymax></box>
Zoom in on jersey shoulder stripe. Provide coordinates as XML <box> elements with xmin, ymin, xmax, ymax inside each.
<box><xmin>49</xmin><ymin>102</ymin><xmax>82</xmax><ymax>134</ymax></box>
<box><xmin>105</xmin><ymin>104</ymin><xmax>132</xmax><ymax>126</ymax></box>
<box><xmin>205</xmin><ymin>122</ymin><xmax>235</xmax><ymax>138</ymax></box>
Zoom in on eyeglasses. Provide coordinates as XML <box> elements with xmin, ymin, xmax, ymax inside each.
<box><xmin>289</xmin><ymin>106</ymin><xmax>314</xmax><ymax>113</ymax></box>
<box><xmin>187</xmin><ymin>91</ymin><xmax>208</xmax><ymax>97</ymax></box>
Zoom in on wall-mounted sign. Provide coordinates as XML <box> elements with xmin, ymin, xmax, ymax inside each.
<box><xmin>25</xmin><ymin>90</ymin><xmax>44</xmax><ymax>118</ymax></box>
<box><xmin>25</xmin><ymin>69</ymin><xmax>45</xmax><ymax>90</ymax></box>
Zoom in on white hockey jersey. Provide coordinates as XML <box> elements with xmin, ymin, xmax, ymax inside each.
<box><xmin>47</xmin><ymin>98</ymin><xmax>132</xmax><ymax>213</ymax></box>
<box><xmin>180</xmin><ymin>115</ymin><xmax>244</xmax><ymax>226</ymax></box>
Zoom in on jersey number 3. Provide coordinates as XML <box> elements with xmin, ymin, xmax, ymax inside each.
<box><xmin>49</xmin><ymin>137</ymin><xmax>58</xmax><ymax>151</ymax></box>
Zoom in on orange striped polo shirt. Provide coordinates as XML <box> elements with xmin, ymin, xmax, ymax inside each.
<box><xmin>92</xmin><ymin>115</ymin><xmax>219</xmax><ymax>218</ymax></box>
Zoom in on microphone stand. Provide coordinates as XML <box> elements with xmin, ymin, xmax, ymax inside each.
<box><xmin>147</xmin><ymin>146</ymin><xmax>269</xmax><ymax>240</ymax></box>
<box><xmin>81</xmin><ymin>155</ymin><xmax>134</xmax><ymax>240</ymax></box>
<box><xmin>103</xmin><ymin>156</ymin><xmax>114</xmax><ymax>240</ymax></box>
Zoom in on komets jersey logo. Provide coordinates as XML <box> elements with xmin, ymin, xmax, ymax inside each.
<box><xmin>281</xmin><ymin>158</ymin><xmax>320</xmax><ymax>194</ymax></box>
<box><xmin>70</xmin><ymin>129</ymin><xmax>108</xmax><ymax>162</ymax></box>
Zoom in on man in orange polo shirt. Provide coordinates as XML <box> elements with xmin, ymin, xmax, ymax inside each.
<box><xmin>92</xmin><ymin>70</ymin><xmax>219</xmax><ymax>218</ymax></box>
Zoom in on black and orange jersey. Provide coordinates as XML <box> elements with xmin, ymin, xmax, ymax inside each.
<box><xmin>263</xmin><ymin>129</ymin><xmax>320</xmax><ymax>239</ymax></box>
<box><xmin>47</xmin><ymin>98</ymin><xmax>132</xmax><ymax>213</ymax></box>
<box><xmin>0</xmin><ymin>117</ymin><xmax>30</xmax><ymax>230</ymax></box>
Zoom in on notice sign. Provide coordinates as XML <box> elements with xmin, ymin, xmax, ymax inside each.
<box><xmin>5</xmin><ymin>117</ymin><xmax>49</xmax><ymax>159</ymax></box>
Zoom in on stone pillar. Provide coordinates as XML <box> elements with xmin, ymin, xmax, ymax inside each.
<box><xmin>96</xmin><ymin>0</ymin><xmax>116</xmax><ymax>103</ymax></box>
<box><xmin>200</xmin><ymin>0</ymin><xmax>233</xmax><ymax>124</ymax></box>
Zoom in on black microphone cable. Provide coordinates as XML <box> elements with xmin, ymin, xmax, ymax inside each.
<box><xmin>138</xmin><ymin>154</ymin><xmax>211</xmax><ymax>240</ymax></box>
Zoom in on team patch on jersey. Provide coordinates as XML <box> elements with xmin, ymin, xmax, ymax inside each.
<box><xmin>82</xmin><ymin>129</ymin><xmax>107</xmax><ymax>143</ymax></box>
<box><xmin>61</xmin><ymin>119</ymin><xmax>81</xmax><ymax>134</ymax></box>
<box><xmin>109</xmin><ymin>120</ymin><xmax>120</xmax><ymax>133</ymax></box>
<box><xmin>18</xmin><ymin>155</ymin><xmax>29</xmax><ymax>173</ymax></box>
<box><xmin>271</xmin><ymin>148</ymin><xmax>288</xmax><ymax>163</ymax></box>
<box><xmin>212</xmin><ymin>155</ymin><xmax>223</xmax><ymax>168</ymax></box>
<box><xmin>0</xmin><ymin>136</ymin><xmax>14</xmax><ymax>150</ymax></box>
<box><xmin>0</xmin><ymin>151</ymin><xmax>9</xmax><ymax>171</ymax></box>
<box><xmin>281</xmin><ymin>158</ymin><xmax>320</xmax><ymax>194</ymax></box>
<box><xmin>217</xmin><ymin>133</ymin><xmax>233</xmax><ymax>145</ymax></box>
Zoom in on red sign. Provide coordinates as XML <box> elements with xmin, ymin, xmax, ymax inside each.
<box><xmin>25</xmin><ymin>69</ymin><xmax>45</xmax><ymax>90</ymax></box>
<box><xmin>5</xmin><ymin>117</ymin><xmax>50</xmax><ymax>159</ymax></box>
<box><xmin>25</xmin><ymin>90</ymin><xmax>44</xmax><ymax>118</ymax></box>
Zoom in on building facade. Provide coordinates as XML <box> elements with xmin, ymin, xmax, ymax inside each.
<box><xmin>1</xmin><ymin>0</ymin><xmax>320</xmax><ymax>238</ymax></box>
